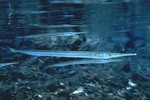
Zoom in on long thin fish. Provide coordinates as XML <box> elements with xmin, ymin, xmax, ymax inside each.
<box><xmin>8</xmin><ymin>47</ymin><xmax>137</xmax><ymax>59</ymax></box>
<box><xmin>0</xmin><ymin>62</ymin><xmax>18</xmax><ymax>68</ymax></box>
<box><xmin>13</xmin><ymin>10</ymin><xmax>48</xmax><ymax>14</ymax></box>
<box><xmin>50</xmin><ymin>59</ymin><xmax>123</xmax><ymax>67</ymax></box>
<box><xmin>29</xmin><ymin>24</ymin><xmax>86</xmax><ymax>28</ymax></box>
<box><xmin>18</xmin><ymin>32</ymin><xmax>87</xmax><ymax>39</ymax></box>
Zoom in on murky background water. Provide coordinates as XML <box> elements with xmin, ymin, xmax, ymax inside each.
<box><xmin>0</xmin><ymin>0</ymin><xmax>150</xmax><ymax>50</ymax></box>
<box><xmin>86</xmin><ymin>0</ymin><xmax>150</xmax><ymax>38</ymax></box>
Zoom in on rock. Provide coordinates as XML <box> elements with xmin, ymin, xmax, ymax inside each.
<box><xmin>122</xmin><ymin>63</ymin><xmax>131</xmax><ymax>73</ymax></box>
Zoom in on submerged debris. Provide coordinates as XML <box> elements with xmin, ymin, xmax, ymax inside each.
<box><xmin>71</xmin><ymin>87</ymin><xmax>84</xmax><ymax>95</ymax></box>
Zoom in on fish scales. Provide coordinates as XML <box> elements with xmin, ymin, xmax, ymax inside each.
<box><xmin>50</xmin><ymin>59</ymin><xmax>123</xmax><ymax>67</ymax></box>
<box><xmin>9</xmin><ymin>47</ymin><xmax>137</xmax><ymax>59</ymax></box>
<box><xmin>15</xmin><ymin>50</ymin><xmax>98</xmax><ymax>58</ymax></box>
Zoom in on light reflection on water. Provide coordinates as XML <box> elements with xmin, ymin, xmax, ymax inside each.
<box><xmin>0</xmin><ymin>0</ymin><xmax>150</xmax><ymax>46</ymax></box>
<box><xmin>0</xmin><ymin>2</ymin><xmax>85</xmax><ymax>38</ymax></box>
<box><xmin>85</xmin><ymin>1</ymin><xmax>150</xmax><ymax>42</ymax></box>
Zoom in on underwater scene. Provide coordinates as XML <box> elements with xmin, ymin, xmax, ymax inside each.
<box><xmin>0</xmin><ymin>0</ymin><xmax>150</xmax><ymax>100</ymax></box>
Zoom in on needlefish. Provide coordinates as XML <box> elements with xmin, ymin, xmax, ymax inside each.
<box><xmin>29</xmin><ymin>24</ymin><xmax>86</xmax><ymax>28</ymax></box>
<box><xmin>18</xmin><ymin>32</ymin><xmax>87</xmax><ymax>39</ymax></box>
<box><xmin>0</xmin><ymin>62</ymin><xmax>18</xmax><ymax>68</ymax></box>
<box><xmin>49</xmin><ymin>59</ymin><xmax>123</xmax><ymax>67</ymax></box>
<box><xmin>7</xmin><ymin>47</ymin><xmax>137</xmax><ymax>59</ymax></box>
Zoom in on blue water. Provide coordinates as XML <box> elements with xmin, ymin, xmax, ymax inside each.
<box><xmin>0</xmin><ymin>1</ymin><xmax>150</xmax><ymax>40</ymax></box>
<box><xmin>85</xmin><ymin>0</ymin><xmax>150</xmax><ymax>43</ymax></box>
<box><xmin>0</xmin><ymin>0</ymin><xmax>150</xmax><ymax>69</ymax></box>
<box><xmin>0</xmin><ymin>0</ymin><xmax>150</xmax><ymax>99</ymax></box>
<box><xmin>0</xmin><ymin>0</ymin><xmax>150</xmax><ymax>70</ymax></box>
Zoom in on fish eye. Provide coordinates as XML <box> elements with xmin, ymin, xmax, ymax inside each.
<box><xmin>64</xmin><ymin>32</ymin><xmax>71</xmax><ymax>36</ymax></box>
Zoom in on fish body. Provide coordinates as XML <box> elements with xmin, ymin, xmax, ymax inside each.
<box><xmin>29</xmin><ymin>24</ymin><xmax>86</xmax><ymax>28</ymax></box>
<box><xmin>7</xmin><ymin>47</ymin><xmax>137</xmax><ymax>59</ymax></box>
<box><xmin>50</xmin><ymin>59</ymin><xmax>123</xmax><ymax>67</ymax></box>
<box><xmin>18</xmin><ymin>32</ymin><xmax>86</xmax><ymax>39</ymax></box>
<box><xmin>0</xmin><ymin>62</ymin><xmax>18</xmax><ymax>68</ymax></box>
<box><xmin>13</xmin><ymin>10</ymin><xmax>48</xmax><ymax>14</ymax></box>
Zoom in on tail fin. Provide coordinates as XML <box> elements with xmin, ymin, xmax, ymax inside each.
<box><xmin>5</xmin><ymin>46</ymin><xmax>16</xmax><ymax>54</ymax></box>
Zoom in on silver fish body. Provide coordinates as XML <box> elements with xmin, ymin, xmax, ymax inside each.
<box><xmin>0</xmin><ymin>62</ymin><xmax>18</xmax><ymax>68</ymax></box>
<box><xmin>93</xmin><ymin>52</ymin><xmax>137</xmax><ymax>59</ymax></box>
<box><xmin>9</xmin><ymin>47</ymin><xmax>137</xmax><ymax>59</ymax></box>
<box><xmin>50</xmin><ymin>59</ymin><xmax>123</xmax><ymax>67</ymax></box>
<box><xmin>13</xmin><ymin>10</ymin><xmax>48</xmax><ymax>14</ymax></box>
<box><xmin>18</xmin><ymin>32</ymin><xmax>87</xmax><ymax>39</ymax></box>
<box><xmin>29</xmin><ymin>24</ymin><xmax>86</xmax><ymax>28</ymax></box>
